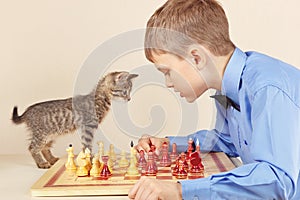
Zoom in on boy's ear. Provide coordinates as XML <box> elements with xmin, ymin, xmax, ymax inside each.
<box><xmin>188</xmin><ymin>45</ymin><xmax>207</xmax><ymax>70</ymax></box>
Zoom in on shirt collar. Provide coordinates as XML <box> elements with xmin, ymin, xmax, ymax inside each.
<box><xmin>221</xmin><ymin>47</ymin><xmax>247</xmax><ymax>105</ymax></box>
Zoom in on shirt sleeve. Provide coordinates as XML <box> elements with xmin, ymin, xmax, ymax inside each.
<box><xmin>168</xmin><ymin>97</ymin><xmax>239</xmax><ymax>157</ymax></box>
<box><xmin>180</xmin><ymin>86</ymin><xmax>300</xmax><ymax>199</ymax></box>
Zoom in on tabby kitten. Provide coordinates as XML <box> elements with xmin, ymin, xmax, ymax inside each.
<box><xmin>12</xmin><ymin>71</ymin><xmax>138</xmax><ymax>168</ymax></box>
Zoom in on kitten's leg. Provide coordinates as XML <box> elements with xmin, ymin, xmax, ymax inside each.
<box><xmin>80</xmin><ymin>123</ymin><xmax>98</xmax><ymax>152</ymax></box>
<box><xmin>29</xmin><ymin>141</ymin><xmax>51</xmax><ymax>169</ymax></box>
<box><xmin>41</xmin><ymin>141</ymin><xmax>59</xmax><ymax>165</ymax></box>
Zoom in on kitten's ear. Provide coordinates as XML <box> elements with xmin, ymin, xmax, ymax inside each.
<box><xmin>114</xmin><ymin>72</ymin><xmax>128</xmax><ymax>81</ymax></box>
<box><xmin>128</xmin><ymin>74</ymin><xmax>138</xmax><ymax>80</ymax></box>
<box><xmin>115</xmin><ymin>72</ymin><xmax>138</xmax><ymax>82</ymax></box>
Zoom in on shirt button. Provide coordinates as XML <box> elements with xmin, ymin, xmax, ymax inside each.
<box><xmin>193</xmin><ymin>195</ymin><xmax>199</xmax><ymax>200</ymax></box>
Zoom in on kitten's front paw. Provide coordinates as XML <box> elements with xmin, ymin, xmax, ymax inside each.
<box><xmin>49</xmin><ymin>157</ymin><xmax>59</xmax><ymax>165</ymax></box>
<box><xmin>37</xmin><ymin>162</ymin><xmax>51</xmax><ymax>169</ymax></box>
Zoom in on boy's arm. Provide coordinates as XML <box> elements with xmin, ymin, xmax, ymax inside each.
<box><xmin>179</xmin><ymin>86</ymin><xmax>300</xmax><ymax>199</ymax></box>
<box><xmin>168</xmin><ymin>99</ymin><xmax>239</xmax><ymax>157</ymax></box>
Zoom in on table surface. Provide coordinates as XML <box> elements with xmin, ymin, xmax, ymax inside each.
<box><xmin>0</xmin><ymin>154</ymin><xmax>129</xmax><ymax>200</ymax></box>
<box><xmin>0</xmin><ymin>154</ymin><xmax>242</xmax><ymax>200</ymax></box>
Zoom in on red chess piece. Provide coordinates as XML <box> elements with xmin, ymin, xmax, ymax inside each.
<box><xmin>145</xmin><ymin>151</ymin><xmax>158</xmax><ymax>176</ymax></box>
<box><xmin>138</xmin><ymin>150</ymin><xmax>147</xmax><ymax>172</ymax></box>
<box><xmin>150</xmin><ymin>145</ymin><xmax>159</xmax><ymax>161</ymax></box>
<box><xmin>159</xmin><ymin>142</ymin><xmax>171</xmax><ymax>167</ymax></box>
<box><xmin>176</xmin><ymin>153</ymin><xmax>188</xmax><ymax>179</ymax></box>
<box><xmin>172</xmin><ymin>157</ymin><xmax>180</xmax><ymax>176</ymax></box>
<box><xmin>100</xmin><ymin>155</ymin><xmax>112</xmax><ymax>180</ymax></box>
<box><xmin>170</xmin><ymin>143</ymin><xmax>178</xmax><ymax>162</ymax></box>
<box><xmin>190</xmin><ymin>152</ymin><xmax>204</xmax><ymax>176</ymax></box>
<box><xmin>187</xmin><ymin>138</ymin><xmax>194</xmax><ymax>162</ymax></box>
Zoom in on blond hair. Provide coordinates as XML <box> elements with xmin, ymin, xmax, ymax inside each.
<box><xmin>145</xmin><ymin>0</ymin><xmax>235</xmax><ymax>62</ymax></box>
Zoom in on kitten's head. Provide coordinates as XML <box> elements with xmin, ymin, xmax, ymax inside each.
<box><xmin>108</xmin><ymin>71</ymin><xmax>138</xmax><ymax>101</ymax></box>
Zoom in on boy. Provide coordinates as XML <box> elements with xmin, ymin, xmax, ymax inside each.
<box><xmin>128</xmin><ymin>0</ymin><xmax>300</xmax><ymax>200</ymax></box>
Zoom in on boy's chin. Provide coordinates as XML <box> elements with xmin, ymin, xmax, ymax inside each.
<box><xmin>184</xmin><ymin>96</ymin><xmax>197</xmax><ymax>103</ymax></box>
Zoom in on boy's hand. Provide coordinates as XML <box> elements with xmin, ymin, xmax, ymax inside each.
<box><xmin>135</xmin><ymin>135</ymin><xmax>169</xmax><ymax>154</ymax></box>
<box><xmin>128</xmin><ymin>176</ymin><xmax>182</xmax><ymax>200</ymax></box>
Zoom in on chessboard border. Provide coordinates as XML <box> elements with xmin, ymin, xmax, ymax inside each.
<box><xmin>31</xmin><ymin>152</ymin><xmax>236</xmax><ymax>197</ymax></box>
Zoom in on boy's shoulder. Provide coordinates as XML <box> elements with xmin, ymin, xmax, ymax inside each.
<box><xmin>242</xmin><ymin>51</ymin><xmax>300</xmax><ymax>94</ymax></box>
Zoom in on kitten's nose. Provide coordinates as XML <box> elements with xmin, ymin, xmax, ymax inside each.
<box><xmin>127</xmin><ymin>97</ymin><xmax>131</xmax><ymax>101</ymax></box>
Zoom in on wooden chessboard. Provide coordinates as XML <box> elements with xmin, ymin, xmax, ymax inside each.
<box><xmin>31</xmin><ymin>152</ymin><xmax>236</xmax><ymax>197</ymax></box>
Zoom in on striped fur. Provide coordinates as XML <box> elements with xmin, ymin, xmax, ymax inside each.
<box><xmin>12</xmin><ymin>71</ymin><xmax>138</xmax><ymax>168</ymax></box>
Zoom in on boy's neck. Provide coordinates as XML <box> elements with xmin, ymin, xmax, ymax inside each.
<box><xmin>210</xmin><ymin>49</ymin><xmax>234</xmax><ymax>90</ymax></box>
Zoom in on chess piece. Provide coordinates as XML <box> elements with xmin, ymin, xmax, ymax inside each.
<box><xmin>126</xmin><ymin>153</ymin><xmax>139</xmax><ymax>176</ymax></box>
<box><xmin>65</xmin><ymin>144</ymin><xmax>77</xmax><ymax>171</ymax></box>
<box><xmin>190</xmin><ymin>151</ymin><xmax>204</xmax><ymax>177</ymax></box>
<box><xmin>159</xmin><ymin>142</ymin><xmax>171</xmax><ymax>167</ymax></box>
<box><xmin>145</xmin><ymin>151</ymin><xmax>158</xmax><ymax>176</ymax></box>
<box><xmin>76</xmin><ymin>150</ymin><xmax>88</xmax><ymax>177</ymax></box>
<box><xmin>187</xmin><ymin>138</ymin><xmax>194</xmax><ymax>162</ymax></box>
<box><xmin>100</xmin><ymin>155</ymin><xmax>112</xmax><ymax>179</ymax></box>
<box><xmin>133</xmin><ymin>148</ymin><xmax>138</xmax><ymax>166</ymax></box>
<box><xmin>150</xmin><ymin>145</ymin><xmax>159</xmax><ymax>161</ymax></box>
<box><xmin>176</xmin><ymin>152</ymin><xmax>188</xmax><ymax>179</ymax></box>
<box><xmin>172</xmin><ymin>157</ymin><xmax>180</xmax><ymax>176</ymax></box>
<box><xmin>137</xmin><ymin>150</ymin><xmax>147</xmax><ymax>171</ymax></box>
<box><xmin>85</xmin><ymin>148</ymin><xmax>92</xmax><ymax>172</ymax></box>
<box><xmin>109</xmin><ymin>144</ymin><xmax>117</xmax><ymax>162</ymax></box>
<box><xmin>90</xmin><ymin>157</ymin><xmax>101</xmax><ymax>177</ymax></box>
<box><xmin>195</xmin><ymin>138</ymin><xmax>201</xmax><ymax>155</ymax></box>
<box><xmin>170</xmin><ymin>143</ymin><xmax>178</xmax><ymax>162</ymax></box>
<box><xmin>118</xmin><ymin>150</ymin><xmax>129</xmax><ymax>168</ymax></box>
<box><xmin>97</xmin><ymin>141</ymin><xmax>104</xmax><ymax>162</ymax></box>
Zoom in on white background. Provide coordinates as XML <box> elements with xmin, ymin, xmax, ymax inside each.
<box><xmin>1</xmin><ymin>0</ymin><xmax>300</xmax><ymax>157</ymax></box>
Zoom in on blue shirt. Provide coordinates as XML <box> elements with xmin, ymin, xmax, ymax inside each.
<box><xmin>168</xmin><ymin>48</ymin><xmax>300</xmax><ymax>199</ymax></box>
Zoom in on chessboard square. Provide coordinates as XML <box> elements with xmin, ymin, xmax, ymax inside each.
<box><xmin>124</xmin><ymin>176</ymin><xmax>141</xmax><ymax>180</ymax></box>
<box><xmin>156</xmin><ymin>176</ymin><xmax>173</xmax><ymax>180</ymax></box>
<box><xmin>188</xmin><ymin>175</ymin><xmax>204</xmax><ymax>180</ymax></box>
<box><xmin>158</xmin><ymin>169</ymin><xmax>172</xmax><ymax>173</ymax></box>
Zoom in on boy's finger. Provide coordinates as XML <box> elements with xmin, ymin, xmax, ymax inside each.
<box><xmin>128</xmin><ymin>177</ymin><xmax>146</xmax><ymax>198</ymax></box>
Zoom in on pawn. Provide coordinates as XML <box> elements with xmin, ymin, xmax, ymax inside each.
<box><xmin>187</xmin><ymin>138</ymin><xmax>194</xmax><ymax>163</ymax></box>
<box><xmin>109</xmin><ymin>144</ymin><xmax>117</xmax><ymax>162</ymax></box>
<box><xmin>172</xmin><ymin>157</ymin><xmax>180</xmax><ymax>176</ymax></box>
<box><xmin>90</xmin><ymin>157</ymin><xmax>101</xmax><ymax>177</ymax></box>
<box><xmin>85</xmin><ymin>148</ymin><xmax>92</xmax><ymax>172</ymax></box>
<box><xmin>138</xmin><ymin>150</ymin><xmax>147</xmax><ymax>170</ymax></box>
<box><xmin>150</xmin><ymin>145</ymin><xmax>159</xmax><ymax>161</ymax></box>
<box><xmin>159</xmin><ymin>142</ymin><xmax>171</xmax><ymax>167</ymax></box>
<box><xmin>176</xmin><ymin>153</ymin><xmax>188</xmax><ymax>179</ymax></box>
<box><xmin>97</xmin><ymin>141</ymin><xmax>104</xmax><ymax>162</ymax></box>
<box><xmin>118</xmin><ymin>150</ymin><xmax>129</xmax><ymax>168</ymax></box>
<box><xmin>126</xmin><ymin>154</ymin><xmax>139</xmax><ymax>176</ymax></box>
<box><xmin>100</xmin><ymin>155</ymin><xmax>112</xmax><ymax>179</ymax></box>
<box><xmin>65</xmin><ymin>144</ymin><xmax>77</xmax><ymax>171</ymax></box>
<box><xmin>145</xmin><ymin>151</ymin><xmax>158</xmax><ymax>176</ymax></box>
<box><xmin>170</xmin><ymin>143</ymin><xmax>178</xmax><ymax>162</ymax></box>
